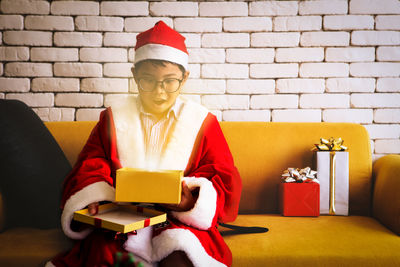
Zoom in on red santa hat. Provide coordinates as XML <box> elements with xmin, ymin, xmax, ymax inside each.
<box><xmin>134</xmin><ymin>21</ymin><xmax>189</xmax><ymax>70</ymax></box>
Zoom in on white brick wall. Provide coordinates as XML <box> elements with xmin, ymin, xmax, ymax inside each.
<box><xmin>0</xmin><ymin>0</ymin><xmax>399</xmax><ymax>159</ymax></box>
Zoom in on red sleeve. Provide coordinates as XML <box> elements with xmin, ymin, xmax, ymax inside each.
<box><xmin>184</xmin><ymin>113</ymin><xmax>242</xmax><ymax>225</ymax></box>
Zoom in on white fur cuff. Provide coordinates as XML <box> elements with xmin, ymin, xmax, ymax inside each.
<box><xmin>171</xmin><ymin>177</ymin><xmax>217</xmax><ymax>230</ymax></box>
<box><xmin>61</xmin><ymin>181</ymin><xmax>115</xmax><ymax>240</ymax></box>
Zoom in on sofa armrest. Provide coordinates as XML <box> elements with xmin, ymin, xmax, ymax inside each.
<box><xmin>372</xmin><ymin>154</ymin><xmax>400</xmax><ymax>235</ymax></box>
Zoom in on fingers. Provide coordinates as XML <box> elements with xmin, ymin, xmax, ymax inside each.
<box><xmin>88</xmin><ymin>202</ymin><xmax>99</xmax><ymax>215</ymax></box>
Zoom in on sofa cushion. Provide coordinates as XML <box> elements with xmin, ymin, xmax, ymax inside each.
<box><xmin>0</xmin><ymin>100</ymin><xmax>71</xmax><ymax>230</ymax></box>
<box><xmin>221</xmin><ymin>214</ymin><xmax>400</xmax><ymax>266</ymax></box>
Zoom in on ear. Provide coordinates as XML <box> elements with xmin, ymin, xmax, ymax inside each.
<box><xmin>131</xmin><ymin>67</ymin><xmax>139</xmax><ymax>84</ymax></box>
<box><xmin>182</xmin><ymin>70</ymin><xmax>190</xmax><ymax>84</ymax></box>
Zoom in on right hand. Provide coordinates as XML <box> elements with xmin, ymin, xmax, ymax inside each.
<box><xmin>88</xmin><ymin>202</ymin><xmax>99</xmax><ymax>215</ymax></box>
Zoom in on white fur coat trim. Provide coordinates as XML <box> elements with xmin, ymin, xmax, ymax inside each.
<box><xmin>111</xmin><ymin>95</ymin><xmax>209</xmax><ymax>171</ymax></box>
<box><xmin>172</xmin><ymin>177</ymin><xmax>217</xmax><ymax>230</ymax></box>
<box><xmin>61</xmin><ymin>181</ymin><xmax>115</xmax><ymax>240</ymax></box>
<box><xmin>152</xmin><ymin>228</ymin><xmax>226</xmax><ymax>267</ymax></box>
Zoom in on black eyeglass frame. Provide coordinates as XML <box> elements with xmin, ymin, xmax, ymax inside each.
<box><xmin>137</xmin><ymin>77</ymin><xmax>184</xmax><ymax>93</ymax></box>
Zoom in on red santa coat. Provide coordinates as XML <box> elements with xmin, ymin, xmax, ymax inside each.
<box><xmin>55</xmin><ymin>96</ymin><xmax>242</xmax><ymax>267</ymax></box>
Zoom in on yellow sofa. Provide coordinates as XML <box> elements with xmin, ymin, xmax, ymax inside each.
<box><xmin>0</xmin><ymin>121</ymin><xmax>399</xmax><ymax>266</ymax></box>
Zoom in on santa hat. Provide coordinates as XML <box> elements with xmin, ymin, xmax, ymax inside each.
<box><xmin>134</xmin><ymin>21</ymin><xmax>189</xmax><ymax>70</ymax></box>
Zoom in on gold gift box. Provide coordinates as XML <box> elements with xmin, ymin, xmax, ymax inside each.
<box><xmin>115</xmin><ymin>168</ymin><xmax>183</xmax><ymax>204</ymax></box>
<box><xmin>73</xmin><ymin>203</ymin><xmax>166</xmax><ymax>233</ymax></box>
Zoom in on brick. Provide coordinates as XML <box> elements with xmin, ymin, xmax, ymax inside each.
<box><xmin>54</xmin><ymin>32</ymin><xmax>102</xmax><ymax>47</ymax></box>
<box><xmin>377</xmin><ymin>78</ymin><xmax>400</xmax><ymax>92</ymax></box>
<box><xmin>6</xmin><ymin>93</ymin><xmax>53</xmax><ymax>107</ymax></box>
<box><xmin>251</xmin><ymin>32</ymin><xmax>300</xmax><ymax>47</ymax></box>
<box><xmin>272</xmin><ymin>109</ymin><xmax>321</xmax><ymax>122</ymax></box>
<box><xmin>182</xmin><ymin>34</ymin><xmax>201</xmax><ymax>48</ymax></box>
<box><xmin>188</xmin><ymin>64</ymin><xmax>200</xmax><ymax>78</ymax></box>
<box><xmin>54</xmin><ymin>63</ymin><xmax>102</xmax><ymax>78</ymax></box>
<box><xmin>81</xmin><ymin>78</ymin><xmax>128</xmax><ymax>93</ymax></box>
<box><xmin>33</xmin><ymin>107</ymin><xmax>75</xmax><ymax>122</ymax></box>
<box><xmin>76</xmin><ymin>108</ymin><xmax>105</xmax><ymax>121</ymax></box>
<box><xmin>25</xmin><ymin>15</ymin><xmax>74</xmax><ymax>31</ymax></box>
<box><xmin>101</xmin><ymin>1</ymin><xmax>148</xmax><ymax>16</ymax></box>
<box><xmin>364</xmin><ymin>124</ymin><xmax>400</xmax><ymax>139</ymax></box>
<box><xmin>227</xmin><ymin>79</ymin><xmax>275</xmax><ymax>95</ymax></box>
<box><xmin>251</xmin><ymin>94</ymin><xmax>298</xmax><ymax>109</ymax></box>
<box><xmin>55</xmin><ymin>93</ymin><xmax>103</xmax><ymax>107</ymax></box>
<box><xmin>202</xmin><ymin>95</ymin><xmax>249</xmax><ymax>110</ymax></box>
<box><xmin>323</xmin><ymin>109</ymin><xmax>373</xmax><ymax>123</ymax></box>
<box><xmin>202</xmin><ymin>64</ymin><xmax>248</xmax><ymax>79</ymax></box>
<box><xmin>51</xmin><ymin>1</ymin><xmax>99</xmax><ymax>15</ymax></box>
<box><xmin>5</xmin><ymin>62</ymin><xmax>52</xmax><ymax>77</ymax></box>
<box><xmin>350</xmin><ymin>0</ymin><xmax>400</xmax><ymax>14</ymax></box>
<box><xmin>226</xmin><ymin>48</ymin><xmax>274</xmax><ymax>63</ymax></box>
<box><xmin>352</xmin><ymin>31</ymin><xmax>400</xmax><ymax>45</ymax></box>
<box><xmin>249</xmin><ymin>1</ymin><xmax>298</xmax><ymax>16</ymax></box>
<box><xmin>31</xmin><ymin>48</ymin><xmax>78</xmax><ymax>62</ymax></box>
<box><xmin>324</xmin><ymin>15</ymin><xmax>374</xmax><ymax>30</ymax></box>
<box><xmin>351</xmin><ymin>93</ymin><xmax>400</xmax><ymax>108</ymax></box>
<box><xmin>276</xmin><ymin>79</ymin><xmax>324</xmax><ymax>93</ymax></box>
<box><xmin>374</xmin><ymin>109</ymin><xmax>400</xmax><ymax>123</ymax></box>
<box><xmin>326</xmin><ymin>78</ymin><xmax>375</xmax><ymax>92</ymax></box>
<box><xmin>374</xmin><ymin>140</ymin><xmax>400</xmax><ymax>154</ymax></box>
<box><xmin>301</xmin><ymin>32</ymin><xmax>350</xmax><ymax>46</ymax></box>
<box><xmin>32</xmin><ymin>78</ymin><xmax>79</xmax><ymax>92</ymax></box>
<box><xmin>151</xmin><ymin>2</ymin><xmax>198</xmax><ymax>17</ymax></box>
<box><xmin>1</xmin><ymin>0</ymin><xmax>49</xmax><ymax>14</ymax></box>
<box><xmin>0</xmin><ymin>15</ymin><xmax>23</xmax><ymax>30</ymax></box>
<box><xmin>182</xmin><ymin>79</ymin><xmax>225</xmax><ymax>95</ymax></box>
<box><xmin>274</xmin><ymin>16</ymin><xmax>321</xmax><ymax>31</ymax></box>
<box><xmin>104</xmin><ymin>94</ymin><xmax>130</xmax><ymax>107</ymax></box>
<box><xmin>300</xmin><ymin>94</ymin><xmax>350</xmax><ymax>108</ymax></box>
<box><xmin>75</xmin><ymin>16</ymin><xmax>123</xmax><ymax>32</ymax></box>
<box><xmin>199</xmin><ymin>2</ymin><xmax>247</xmax><ymax>17</ymax></box>
<box><xmin>377</xmin><ymin>47</ymin><xmax>400</xmax><ymax>61</ymax></box>
<box><xmin>300</xmin><ymin>63</ymin><xmax>349</xmax><ymax>78</ymax></box>
<box><xmin>3</xmin><ymin>31</ymin><xmax>52</xmax><ymax>46</ymax></box>
<box><xmin>104</xmin><ymin>33</ymin><xmax>137</xmax><ymax>47</ymax></box>
<box><xmin>250</xmin><ymin>64</ymin><xmax>298</xmax><ymax>78</ymax></box>
<box><xmin>224</xmin><ymin>17</ymin><xmax>272</xmax><ymax>32</ymax></box>
<box><xmin>188</xmin><ymin>49</ymin><xmax>225</xmax><ymax>63</ymax></box>
<box><xmin>0</xmin><ymin>78</ymin><xmax>30</xmax><ymax>92</ymax></box>
<box><xmin>276</xmin><ymin>48</ymin><xmax>324</xmax><ymax>62</ymax></box>
<box><xmin>80</xmin><ymin>48</ymin><xmax>127</xmax><ymax>63</ymax></box>
<box><xmin>326</xmin><ymin>47</ymin><xmax>375</xmax><ymax>62</ymax></box>
<box><xmin>223</xmin><ymin>110</ymin><xmax>271</xmax><ymax>122</ymax></box>
<box><xmin>125</xmin><ymin>18</ymin><xmax>173</xmax><ymax>32</ymax></box>
<box><xmin>0</xmin><ymin>47</ymin><xmax>29</xmax><ymax>61</ymax></box>
<box><xmin>350</xmin><ymin>63</ymin><xmax>400</xmax><ymax>77</ymax></box>
<box><xmin>202</xmin><ymin>33</ymin><xmax>249</xmax><ymax>48</ymax></box>
<box><xmin>175</xmin><ymin>18</ymin><xmax>222</xmax><ymax>33</ymax></box>
<box><xmin>299</xmin><ymin>0</ymin><xmax>347</xmax><ymax>15</ymax></box>
<box><xmin>376</xmin><ymin>15</ymin><xmax>400</xmax><ymax>30</ymax></box>
<box><xmin>104</xmin><ymin>63</ymin><xmax>133</xmax><ymax>78</ymax></box>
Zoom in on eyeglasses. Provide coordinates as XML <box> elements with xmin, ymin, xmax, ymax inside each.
<box><xmin>137</xmin><ymin>77</ymin><xmax>183</xmax><ymax>93</ymax></box>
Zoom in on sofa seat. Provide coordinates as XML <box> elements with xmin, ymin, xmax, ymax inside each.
<box><xmin>0</xmin><ymin>227</ymin><xmax>72</xmax><ymax>267</ymax></box>
<box><xmin>222</xmin><ymin>214</ymin><xmax>400</xmax><ymax>267</ymax></box>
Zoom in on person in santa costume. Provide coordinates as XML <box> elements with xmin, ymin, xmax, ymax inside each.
<box><xmin>48</xmin><ymin>21</ymin><xmax>242</xmax><ymax>267</ymax></box>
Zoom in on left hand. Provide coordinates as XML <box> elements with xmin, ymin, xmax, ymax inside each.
<box><xmin>162</xmin><ymin>180</ymin><xmax>196</xmax><ymax>212</ymax></box>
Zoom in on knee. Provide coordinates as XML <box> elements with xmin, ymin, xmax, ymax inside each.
<box><xmin>159</xmin><ymin>251</ymin><xmax>193</xmax><ymax>267</ymax></box>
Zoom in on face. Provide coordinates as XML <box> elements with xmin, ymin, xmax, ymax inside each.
<box><xmin>132</xmin><ymin>61</ymin><xmax>189</xmax><ymax>119</ymax></box>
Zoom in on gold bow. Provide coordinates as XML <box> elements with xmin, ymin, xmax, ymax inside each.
<box><xmin>313</xmin><ymin>137</ymin><xmax>348</xmax><ymax>151</ymax></box>
<box><xmin>281</xmin><ymin>167</ymin><xmax>318</xmax><ymax>183</ymax></box>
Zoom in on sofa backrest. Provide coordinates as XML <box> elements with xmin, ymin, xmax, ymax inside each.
<box><xmin>46</xmin><ymin>121</ymin><xmax>372</xmax><ymax>216</ymax></box>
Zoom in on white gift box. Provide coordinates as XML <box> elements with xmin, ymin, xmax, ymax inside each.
<box><xmin>316</xmin><ymin>151</ymin><xmax>349</xmax><ymax>215</ymax></box>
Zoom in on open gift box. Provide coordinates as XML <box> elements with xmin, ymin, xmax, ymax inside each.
<box><xmin>73</xmin><ymin>203</ymin><xmax>167</xmax><ymax>233</ymax></box>
<box><xmin>279</xmin><ymin>182</ymin><xmax>320</xmax><ymax>217</ymax></box>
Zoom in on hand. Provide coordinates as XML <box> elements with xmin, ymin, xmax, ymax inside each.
<box><xmin>162</xmin><ymin>181</ymin><xmax>196</xmax><ymax>212</ymax></box>
<box><xmin>88</xmin><ymin>202</ymin><xmax>99</xmax><ymax>215</ymax></box>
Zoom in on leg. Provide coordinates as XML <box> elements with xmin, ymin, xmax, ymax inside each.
<box><xmin>159</xmin><ymin>251</ymin><xmax>194</xmax><ymax>267</ymax></box>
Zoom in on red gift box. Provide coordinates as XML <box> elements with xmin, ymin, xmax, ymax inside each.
<box><xmin>279</xmin><ymin>182</ymin><xmax>320</xmax><ymax>217</ymax></box>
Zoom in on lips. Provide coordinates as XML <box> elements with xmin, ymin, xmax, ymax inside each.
<box><xmin>153</xmin><ymin>99</ymin><xmax>166</xmax><ymax>105</ymax></box>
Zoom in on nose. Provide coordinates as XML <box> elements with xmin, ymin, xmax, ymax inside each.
<box><xmin>153</xmin><ymin>81</ymin><xmax>166</xmax><ymax>94</ymax></box>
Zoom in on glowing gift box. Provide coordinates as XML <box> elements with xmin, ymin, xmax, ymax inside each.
<box><xmin>73</xmin><ymin>203</ymin><xmax>167</xmax><ymax>233</ymax></box>
<box><xmin>279</xmin><ymin>182</ymin><xmax>320</xmax><ymax>217</ymax></box>
<box><xmin>115</xmin><ymin>168</ymin><xmax>183</xmax><ymax>204</ymax></box>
